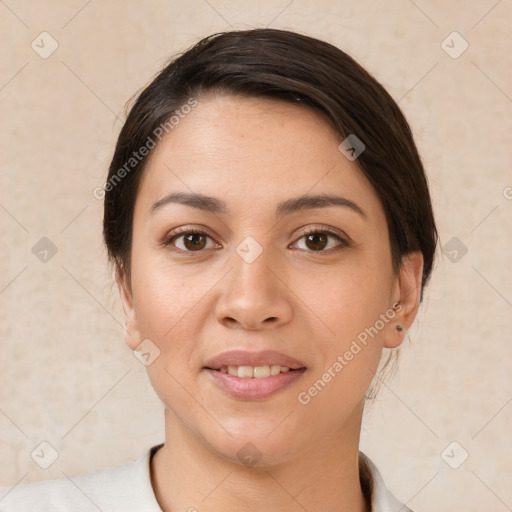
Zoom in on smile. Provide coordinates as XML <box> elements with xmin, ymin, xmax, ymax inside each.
<box><xmin>219</xmin><ymin>365</ymin><xmax>292</xmax><ymax>378</ymax></box>
<box><xmin>203</xmin><ymin>349</ymin><xmax>307</xmax><ymax>400</ymax></box>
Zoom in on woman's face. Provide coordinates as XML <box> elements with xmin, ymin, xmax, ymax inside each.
<box><xmin>121</xmin><ymin>94</ymin><xmax>421</xmax><ymax>465</ymax></box>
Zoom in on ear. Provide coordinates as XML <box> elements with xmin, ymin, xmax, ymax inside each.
<box><xmin>117</xmin><ymin>268</ymin><xmax>142</xmax><ymax>351</ymax></box>
<box><xmin>384</xmin><ymin>250</ymin><xmax>424</xmax><ymax>349</ymax></box>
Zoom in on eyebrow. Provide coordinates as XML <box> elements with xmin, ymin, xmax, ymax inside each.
<box><xmin>149</xmin><ymin>192</ymin><xmax>366</xmax><ymax>218</ymax></box>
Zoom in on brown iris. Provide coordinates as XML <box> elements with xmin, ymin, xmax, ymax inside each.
<box><xmin>183</xmin><ymin>233</ymin><xmax>207</xmax><ymax>251</ymax></box>
<box><xmin>304</xmin><ymin>233</ymin><xmax>328</xmax><ymax>251</ymax></box>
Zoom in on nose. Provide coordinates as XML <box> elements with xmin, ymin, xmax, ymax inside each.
<box><xmin>214</xmin><ymin>248</ymin><xmax>293</xmax><ymax>331</ymax></box>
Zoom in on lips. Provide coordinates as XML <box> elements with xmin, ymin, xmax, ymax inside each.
<box><xmin>203</xmin><ymin>350</ymin><xmax>306</xmax><ymax>400</ymax></box>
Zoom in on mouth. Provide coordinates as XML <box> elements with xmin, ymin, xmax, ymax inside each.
<box><xmin>203</xmin><ymin>350</ymin><xmax>307</xmax><ymax>400</ymax></box>
<box><xmin>212</xmin><ymin>364</ymin><xmax>298</xmax><ymax>378</ymax></box>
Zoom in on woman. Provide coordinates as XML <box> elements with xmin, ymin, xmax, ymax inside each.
<box><xmin>1</xmin><ymin>28</ymin><xmax>437</xmax><ymax>511</ymax></box>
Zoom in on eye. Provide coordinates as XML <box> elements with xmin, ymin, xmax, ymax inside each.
<box><xmin>291</xmin><ymin>227</ymin><xmax>348</xmax><ymax>252</ymax></box>
<box><xmin>163</xmin><ymin>228</ymin><xmax>220</xmax><ymax>252</ymax></box>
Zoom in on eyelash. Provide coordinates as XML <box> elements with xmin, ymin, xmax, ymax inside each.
<box><xmin>162</xmin><ymin>226</ymin><xmax>349</xmax><ymax>254</ymax></box>
<box><xmin>297</xmin><ymin>226</ymin><xmax>349</xmax><ymax>252</ymax></box>
<box><xmin>162</xmin><ymin>227</ymin><xmax>220</xmax><ymax>252</ymax></box>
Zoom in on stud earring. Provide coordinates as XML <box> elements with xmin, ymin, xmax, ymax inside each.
<box><xmin>396</xmin><ymin>324</ymin><xmax>404</xmax><ymax>331</ymax></box>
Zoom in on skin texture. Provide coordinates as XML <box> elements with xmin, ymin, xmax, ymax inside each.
<box><xmin>118</xmin><ymin>94</ymin><xmax>424</xmax><ymax>512</ymax></box>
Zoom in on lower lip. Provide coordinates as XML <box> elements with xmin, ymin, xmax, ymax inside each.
<box><xmin>205</xmin><ymin>368</ymin><xmax>306</xmax><ymax>400</ymax></box>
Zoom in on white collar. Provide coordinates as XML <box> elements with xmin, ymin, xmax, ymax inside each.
<box><xmin>359</xmin><ymin>451</ymin><xmax>414</xmax><ymax>512</ymax></box>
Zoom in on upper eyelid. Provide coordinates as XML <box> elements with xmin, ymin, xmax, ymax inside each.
<box><xmin>164</xmin><ymin>225</ymin><xmax>215</xmax><ymax>240</ymax></box>
<box><xmin>164</xmin><ymin>227</ymin><xmax>219</xmax><ymax>247</ymax></box>
<box><xmin>165</xmin><ymin>225</ymin><xmax>345</xmax><ymax>240</ymax></box>
<box><xmin>298</xmin><ymin>225</ymin><xmax>347</xmax><ymax>238</ymax></box>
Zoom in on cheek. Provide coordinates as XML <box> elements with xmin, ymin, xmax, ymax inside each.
<box><xmin>295</xmin><ymin>247</ymin><xmax>394</xmax><ymax>402</ymax></box>
<box><xmin>129</xmin><ymin>246</ymin><xmax>229</xmax><ymax>383</ymax></box>
<box><xmin>305</xmin><ymin>253</ymin><xmax>394</xmax><ymax>349</ymax></box>
<box><xmin>130</xmin><ymin>257</ymin><xmax>212</xmax><ymax>412</ymax></box>
<box><xmin>131</xmin><ymin>249</ymin><xmax>207</xmax><ymax>341</ymax></box>
<box><xmin>295</xmin><ymin>269</ymin><xmax>390</xmax><ymax>422</ymax></box>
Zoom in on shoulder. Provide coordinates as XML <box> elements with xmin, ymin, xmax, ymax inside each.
<box><xmin>359</xmin><ymin>452</ymin><xmax>415</xmax><ymax>512</ymax></box>
<box><xmin>0</xmin><ymin>446</ymin><xmax>163</xmax><ymax>512</ymax></box>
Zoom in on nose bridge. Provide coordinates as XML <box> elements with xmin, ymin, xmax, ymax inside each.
<box><xmin>215</xmin><ymin>240</ymin><xmax>292</xmax><ymax>329</ymax></box>
<box><xmin>233</xmin><ymin>247</ymin><xmax>276</xmax><ymax>299</ymax></box>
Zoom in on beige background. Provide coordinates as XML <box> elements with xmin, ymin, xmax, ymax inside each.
<box><xmin>1</xmin><ymin>1</ymin><xmax>511</xmax><ymax>510</ymax></box>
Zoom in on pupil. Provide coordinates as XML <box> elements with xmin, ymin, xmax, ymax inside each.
<box><xmin>306</xmin><ymin>233</ymin><xmax>327</xmax><ymax>251</ymax></box>
<box><xmin>185</xmin><ymin>233</ymin><xmax>206</xmax><ymax>250</ymax></box>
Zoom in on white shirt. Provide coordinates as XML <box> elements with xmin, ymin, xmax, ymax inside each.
<box><xmin>0</xmin><ymin>445</ymin><xmax>413</xmax><ymax>511</ymax></box>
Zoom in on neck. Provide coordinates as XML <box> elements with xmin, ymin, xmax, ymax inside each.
<box><xmin>151</xmin><ymin>405</ymin><xmax>370</xmax><ymax>512</ymax></box>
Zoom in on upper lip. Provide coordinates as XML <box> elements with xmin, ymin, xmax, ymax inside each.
<box><xmin>204</xmin><ymin>350</ymin><xmax>305</xmax><ymax>370</ymax></box>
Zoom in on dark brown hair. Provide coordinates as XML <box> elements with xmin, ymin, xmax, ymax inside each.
<box><xmin>103</xmin><ymin>28</ymin><xmax>437</xmax><ymax>298</ymax></box>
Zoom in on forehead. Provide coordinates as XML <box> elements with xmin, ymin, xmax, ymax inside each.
<box><xmin>135</xmin><ymin>95</ymin><xmax>383</xmax><ymax>222</ymax></box>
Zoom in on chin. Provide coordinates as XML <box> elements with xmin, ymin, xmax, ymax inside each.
<box><xmin>198</xmin><ymin>415</ymin><xmax>305</xmax><ymax>469</ymax></box>
<box><xmin>212</xmin><ymin>435</ymin><xmax>297</xmax><ymax>469</ymax></box>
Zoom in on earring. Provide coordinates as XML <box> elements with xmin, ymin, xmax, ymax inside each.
<box><xmin>393</xmin><ymin>302</ymin><xmax>404</xmax><ymax>332</ymax></box>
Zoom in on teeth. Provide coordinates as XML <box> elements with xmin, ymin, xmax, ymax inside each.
<box><xmin>222</xmin><ymin>365</ymin><xmax>292</xmax><ymax>378</ymax></box>
<box><xmin>253</xmin><ymin>365</ymin><xmax>271</xmax><ymax>378</ymax></box>
<box><xmin>238</xmin><ymin>365</ymin><xmax>254</xmax><ymax>378</ymax></box>
<box><xmin>270</xmin><ymin>364</ymin><xmax>281</xmax><ymax>376</ymax></box>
